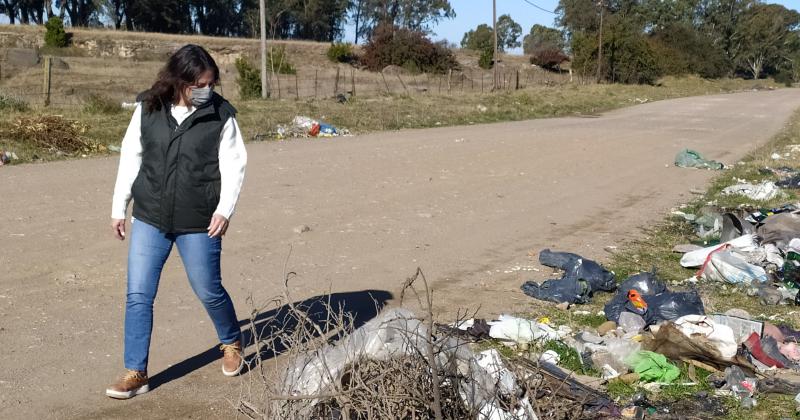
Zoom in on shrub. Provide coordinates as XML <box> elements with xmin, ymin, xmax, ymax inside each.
<box><xmin>774</xmin><ymin>69</ymin><xmax>795</xmax><ymax>86</ymax></box>
<box><xmin>478</xmin><ymin>48</ymin><xmax>494</xmax><ymax>69</ymax></box>
<box><xmin>235</xmin><ymin>56</ymin><xmax>262</xmax><ymax>99</ymax></box>
<box><xmin>0</xmin><ymin>94</ymin><xmax>29</xmax><ymax>112</ymax></box>
<box><xmin>44</xmin><ymin>17</ymin><xmax>68</xmax><ymax>48</ymax></box>
<box><xmin>570</xmin><ymin>25</ymin><xmax>662</xmax><ymax>84</ymax></box>
<box><xmin>605</xmin><ymin>32</ymin><xmax>662</xmax><ymax>85</ymax></box>
<box><xmin>269</xmin><ymin>45</ymin><xmax>296</xmax><ymax>75</ymax></box>
<box><xmin>82</xmin><ymin>93</ymin><xmax>122</xmax><ymax>114</ymax></box>
<box><xmin>530</xmin><ymin>47</ymin><xmax>569</xmax><ymax>71</ymax></box>
<box><xmin>361</xmin><ymin>24</ymin><xmax>459</xmax><ymax>74</ymax></box>
<box><xmin>648</xmin><ymin>24</ymin><xmax>730</xmax><ymax>79</ymax></box>
<box><xmin>327</xmin><ymin>42</ymin><xmax>356</xmax><ymax>63</ymax></box>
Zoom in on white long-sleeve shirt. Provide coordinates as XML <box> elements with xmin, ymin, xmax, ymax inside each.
<box><xmin>111</xmin><ymin>103</ymin><xmax>247</xmax><ymax>220</ymax></box>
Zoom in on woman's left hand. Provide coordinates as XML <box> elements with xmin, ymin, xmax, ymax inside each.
<box><xmin>207</xmin><ymin>213</ymin><xmax>229</xmax><ymax>238</ymax></box>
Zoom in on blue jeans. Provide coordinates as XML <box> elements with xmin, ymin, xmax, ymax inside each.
<box><xmin>124</xmin><ymin>218</ymin><xmax>241</xmax><ymax>371</ymax></box>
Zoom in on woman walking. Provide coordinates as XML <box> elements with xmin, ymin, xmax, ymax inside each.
<box><xmin>106</xmin><ymin>44</ymin><xmax>247</xmax><ymax>399</ymax></box>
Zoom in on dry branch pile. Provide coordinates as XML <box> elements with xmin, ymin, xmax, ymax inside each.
<box><xmin>237</xmin><ymin>269</ymin><xmax>615</xmax><ymax>420</ymax></box>
<box><xmin>10</xmin><ymin>116</ymin><xmax>96</xmax><ymax>154</ymax></box>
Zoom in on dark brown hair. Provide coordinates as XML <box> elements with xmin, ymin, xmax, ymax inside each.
<box><xmin>142</xmin><ymin>44</ymin><xmax>220</xmax><ymax>113</ymax></box>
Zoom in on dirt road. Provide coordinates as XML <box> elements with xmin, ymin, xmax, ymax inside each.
<box><xmin>2</xmin><ymin>90</ymin><xmax>799</xmax><ymax>418</ymax></box>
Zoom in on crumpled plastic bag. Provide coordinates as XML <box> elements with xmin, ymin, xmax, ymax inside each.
<box><xmin>642</xmin><ymin>290</ymin><xmax>705</xmax><ymax>325</ymax></box>
<box><xmin>701</xmin><ymin>249</ymin><xmax>768</xmax><ymax>285</ymax></box>
<box><xmin>674</xmin><ymin>315</ymin><xmax>738</xmax><ymax>359</ymax></box>
<box><xmin>722</xmin><ymin>181</ymin><xmax>782</xmax><ymax>201</ymax></box>
<box><xmin>475</xmin><ymin>349</ymin><xmax>537</xmax><ymax>420</ymax></box>
<box><xmin>759</xmin><ymin>213</ymin><xmax>800</xmax><ymax>249</ymax></box>
<box><xmin>680</xmin><ymin>234</ymin><xmax>760</xmax><ymax>268</ymax></box>
<box><xmin>675</xmin><ymin>149</ymin><xmax>724</xmax><ymax>170</ymax></box>
<box><xmin>521</xmin><ymin>249</ymin><xmax>616</xmax><ymax>304</ymax></box>
<box><xmin>538</xmin><ymin>249</ymin><xmax>616</xmax><ymax>292</ymax></box>
<box><xmin>626</xmin><ymin>351</ymin><xmax>680</xmax><ymax>383</ymax></box>
<box><xmin>603</xmin><ymin>271</ymin><xmax>667</xmax><ymax>323</ymax></box>
<box><xmin>721</xmin><ymin>213</ymin><xmax>756</xmax><ymax>243</ymax></box>
<box><xmin>487</xmin><ymin>314</ymin><xmax>562</xmax><ymax>343</ymax></box>
<box><xmin>521</xmin><ymin>277</ymin><xmax>591</xmax><ymax>304</ymax></box>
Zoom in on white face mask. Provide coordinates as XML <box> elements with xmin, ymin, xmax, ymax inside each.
<box><xmin>191</xmin><ymin>86</ymin><xmax>213</xmax><ymax>106</ymax></box>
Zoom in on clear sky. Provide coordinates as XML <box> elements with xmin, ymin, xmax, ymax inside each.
<box><xmin>342</xmin><ymin>0</ymin><xmax>800</xmax><ymax>54</ymax></box>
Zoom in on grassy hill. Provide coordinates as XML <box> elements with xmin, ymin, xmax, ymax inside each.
<box><xmin>0</xmin><ymin>24</ymin><xmax>549</xmax><ymax>104</ymax></box>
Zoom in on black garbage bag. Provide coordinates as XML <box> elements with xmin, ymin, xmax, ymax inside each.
<box><xmin>521</xmin><ymin>278</ymin><xmax>591</xmax><ymax>304</ymax></box>
<box><xmin>521</xmin><ymin>249</ymin><xmax>616</xmax><ymax>304</ymax></box>
<box><xmin>539</xmin><ymin>249</ymin><xmax>617</xmax><ymax>292</ymax></box>
<box><xmin>642</xmin><ymin>290</ymin><xmax>705</xmax><ymax>325</ymax></box>
<box><xmin>604</xmin><ymin>271</ymin><xmax>667</xmax><ymax>323</ymax></box>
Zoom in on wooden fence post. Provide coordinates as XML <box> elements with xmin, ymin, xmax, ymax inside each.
<box><xmin>43</xmin><ymin>56</ymin><xmax>52</xmax><ymax>106</ymax></box>
<box><xmin>351</xmin><ymin>68</ymin><xmax>356</xmax><ymax>96</ymax></box>
<box><xmin>380</xmin><ymin>71</ymin><xmax>390</xmax><ymax>94</ymax></box>
<box><xmin>447</xmin><ymin>69</ymin><xmax>452</xmax><ymax>93</ymax></box>
<box><xmin>396</xmin><ymin>73</ymin><xmax>408</xmax><ymax>94</ymax></box>
<box><xmin>334</xmin><ymin>67</ymin><xmax>340</xmax><ymax>96</ymax></box>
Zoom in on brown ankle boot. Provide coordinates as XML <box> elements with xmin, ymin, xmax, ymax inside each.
<box><xmin>106</xmin><ymin>370</ymin><xmax>149</xmax><ymax>399</ymax></box>
<box><xmin>220</xmin><ymin>340</ymin><xmax>244</xmax><ymax>377</ymax></box>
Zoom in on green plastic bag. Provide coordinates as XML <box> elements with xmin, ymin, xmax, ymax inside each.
<box><xmin>675</xmin><ymin>149</ymin><xmax>724</xmax><ymax>170</ymax></box>
<box><xmin>626</xmin><ymin>351</ymin><xmax>680</xmax><ymax>383</ymax></box>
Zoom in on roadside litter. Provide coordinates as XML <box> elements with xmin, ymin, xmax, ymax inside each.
<box><xmin>0</xmin><ymin>150</ymin><xmax>17</xmax><ymax>166</ymax></box>
<box><xmin>672</xmin><ymin>207</ymin><xmax>723</xmax><ymax>239</ymax></box>
<box><xmin>274</xmin><ymin>115</ymin><xmax>350</xmax><ymax>139</ymax></box>
<box><xmin>520</xmin><ymin>250</ymin><xmax>616</xmax><ymax>304</ymax></box>
<box><xmin>722</xmin><ymin>180</ymin><xmax>782</xmax><ymax>201</ymax></box>
<box><xmin>280</xmin><ymin>308</ymin><xmax>618</xmax><ymax>419</ymax></box>
<box><xmin>675</xmin><ymin>149</ymin><xmax>724</xmax><ymax>170</ymax></box>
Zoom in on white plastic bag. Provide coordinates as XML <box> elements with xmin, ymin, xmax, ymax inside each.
<box><xmin>680</xmin><ymin>234</ymin><xmax>760</xmax><ymax>268</ymax></box>
<box><xmin>702</xmin><ymin>249</ymin><xmax>768</xmax><ymax>284</ymax></box>
<box><xmin>722</xmin><ymin>181</ymin><xmax>782</xmax><ymax>201</ymax></box>
<box><xmin>674</xmin><ymin>315</ymin><xmax>738</xmax><ymax>359</ymax></box>
<box><xmin>488</xmin><ymin>315</ymin><xmax>561</xmax><ymax>343</ymax></box>
<box><xmin>475</xmin><ymin>349</ymin><xmax>538</xmax><ymax>420</ymax></box>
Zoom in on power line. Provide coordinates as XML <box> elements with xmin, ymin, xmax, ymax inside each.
<box><xmin>521</xmin><ymin>0</ymin><xmax>556</xmax><ymax>14</ymax></box>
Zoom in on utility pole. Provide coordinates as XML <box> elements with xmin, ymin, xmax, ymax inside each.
<box><xmin>259</xmin><ymin>0</ymin><xmax>268</xmax><ymax>99</ymax></box>
<box><xmin>596</xmin><ymin>0</ymin><xmax>604</xmax><ymax>83</ymax></box>
<box><xmin>492</xmin><ymin>0</ymin><xmax>498</xmax><ymax>90</ymax></box>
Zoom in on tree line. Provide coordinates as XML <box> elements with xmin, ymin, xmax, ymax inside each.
<box><xmin>0</xmin><ymin>0</ymin><xmax>454</xmax><ymax>41</ymax></box>
<box><xmin>458</xmin><ymin>1</ymin><xmax>799</xmax><ymax>83</ymax></box>
<box><xmin>5</xmin><ymin>0</ymin><xmax>800</xmax><ymax>84</ymax></box>
<box><xmin>556</xmin><ymin>0</ymin><xmax>800</xmax><ymax>83</ymax></box>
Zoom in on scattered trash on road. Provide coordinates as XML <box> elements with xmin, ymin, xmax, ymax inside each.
<box><xmin>675</xmin><ymin>149</ymin><xmax>724</xmax><ymax>170</ymax></box>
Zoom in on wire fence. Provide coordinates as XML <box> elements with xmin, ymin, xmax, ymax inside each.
<box><xmin>0</xmin><ymin>59</ymin><xmax>574</xmax><ymax>107</ymax></box>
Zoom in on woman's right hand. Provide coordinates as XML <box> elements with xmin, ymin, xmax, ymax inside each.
<box><xmin>111</xmin><ymin>218</ymin><xmax>126</xmax><ymax>240</ymax></box>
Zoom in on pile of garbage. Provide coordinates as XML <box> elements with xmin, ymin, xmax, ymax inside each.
<box><xmin>274</xmin><ymin>115</ymin><xmax>350</xmax><ymax>139</ymax></box>
<box><xmin>272</xmin><ymin>308</ymin><xmax>618</xmax><ymax>419</ymax></box>
<box><xmin>0</xmin><ymin>150</ymin><xmax>17</xmax><ymax>166</ymax></box>
<box><xmin>515</xmin><ymin>202</ymin><xmax>800</xmax><ymax>412</ymax></box>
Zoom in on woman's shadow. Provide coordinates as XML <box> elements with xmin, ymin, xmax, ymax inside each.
<box><xmin>149</xmin><ymin>289</ymin><xmax>393</xmax><ymax>389</ymax></box>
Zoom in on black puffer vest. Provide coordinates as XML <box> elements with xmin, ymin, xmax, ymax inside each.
<box><xmin>131</xmin><ymin>92</ymin><xmax>237</xmax><ymax>233</ymax></box>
